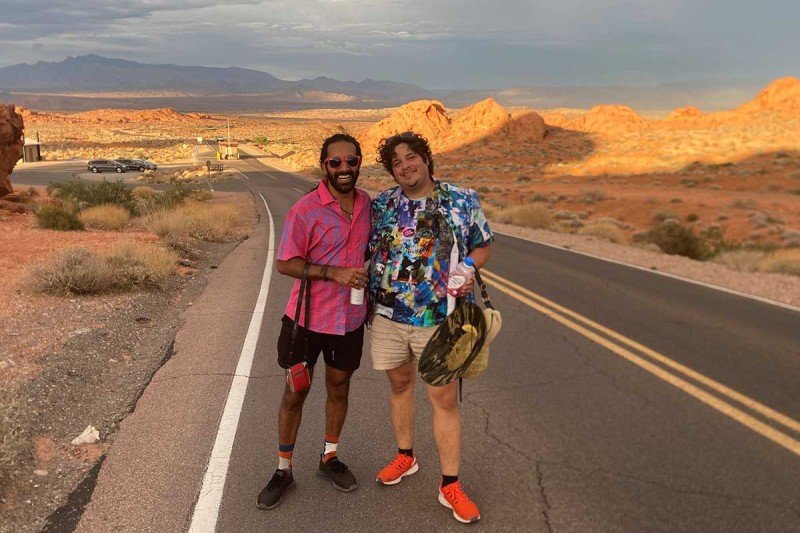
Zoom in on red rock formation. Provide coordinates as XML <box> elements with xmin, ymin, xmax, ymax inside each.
<box><xmin>364</xmin><ymin>100</ymin><xmax>451</xmax><ymax>151</ymax></box>
<box><xmin>581</xmin><ymin>105</ymin><xmax>646</xmax><ymax>133</ymax></box>
<box><xmin>451</xmin><ymin>98</ymin><xmax>509</xmax><ymax>136</ymax></box>
<box><xmin>363</xmin><ymin>98</ymin><xmax>546</xmax><ymax>154</ymax></box>
<box><xmin>737</xmin><ymin>76</ymin><xmax>800</xmax><ymax>114</ymax></box>
<box><xmin>0</xmin><ymin>103</ymin><xmax>24</xmax><ymax>198</ymax></box>
<box><xmin>666</xmin><ymin>106</ymin><xmax>704</xmax><ymax>120</ymax></box>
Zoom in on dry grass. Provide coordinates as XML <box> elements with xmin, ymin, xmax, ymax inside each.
<box><xmin>78</xmin><ymin>204</ymin><xmax>130</xmax><ymax>230</ymax></box>
<box><xmin>144</xmin><ymin>200</ymin><xmax>240</xmax><ymax>243</ymax></box>
<box><xmin>494</xmin><ymin>203</ymin><xmax>553</xmax><ymax>229</ymax></box>
<box><xmin>0</xmin><ymin>397</ymin><xmax>28</xmax><ymax>490</ymax></box>
<box><xmin>714</xmin><ymin>249</ymin><xmax>765</xmax><ymax>272</ymax></box>
<box><xmin>759</xmin><ymin>248</ymin><xmax>800</xmax><ymax>276</ymax></box>
<box><xmin>27</xmin><ymin>242</ymin><xmax>178</xmax><ymax>294</ymax></box>
<box><xmin>715</xmin><ymin>248</ymin><xmax>800</xmax><ymax>276</ymax></box>
<box><xmin>105</xmin><ymin>240</ymin><xmax>177</xmax><ymax>290</ymax></box>
<box><xmin>28</xmin><ymin>248</ymin><xmax>114</xmax><ymax>294</ymax></box>
<box><xmin>578</xmin><ymin>221</ymin><xmax>625</xmax><ymax>243</ymax></box>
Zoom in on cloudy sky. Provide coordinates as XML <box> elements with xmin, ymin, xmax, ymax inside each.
<box><xmin>1</xmin><ymin>0</ymin><xmax>798</xmax><ymax>89</ymax></box>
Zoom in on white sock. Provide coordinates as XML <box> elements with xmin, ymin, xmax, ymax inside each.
<box><xmin>278</xmin><ymin>456</ymin><xmax>291</xmax><ymax>470</ymax></box>
<box><xmin>324</xmin><ymin>440</ymin><xmax>338</xmax><ymax>457</ymax></box>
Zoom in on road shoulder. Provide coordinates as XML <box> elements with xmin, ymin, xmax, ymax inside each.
<box><xmin>74</xmin><ymin>194</ymin><xmax>270</xmax><ymax>532</ymax></box>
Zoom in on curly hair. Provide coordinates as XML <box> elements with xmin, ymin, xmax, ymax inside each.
<box><xmin>319</xmin><ymin>133</ymin><xmax>362</xmax><ymax>164</ymax></box>
<box><xmin>376</xmin><ymin>131</ymin><xmax>434</xmax><ymax>176</ymax></box>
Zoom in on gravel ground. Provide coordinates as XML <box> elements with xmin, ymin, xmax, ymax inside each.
<box><xmin>0</xmin><ymin>192</ymin><xmax>257</xmax><ymax>533</ymax></box>
<box><xmin>0</xmin><ymin>240</ymin><xmax>241</xmax><ymax>533</ymax></box>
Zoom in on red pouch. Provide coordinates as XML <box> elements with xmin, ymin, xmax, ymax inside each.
<box><xmin>286</xmin><ymin>361</ymin><xmax>310</xmax><ymax>393</ymax></box>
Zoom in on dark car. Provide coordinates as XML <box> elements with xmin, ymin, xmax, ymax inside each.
<box><xmin>116</xmin><ymin>158</ymin><xmax>158</xmax><ymax>172</ymax></box>
<box><xmin>87</xmin><ymin>159</ymin><xmax>127</xmax><ymax>173</ymax></box>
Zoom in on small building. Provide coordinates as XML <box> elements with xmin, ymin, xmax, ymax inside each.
<box><xmin>218</xmin><ymin>141</ymin><xmax>239</xmax><ymax>160</ymax></box>
<box><xmin>23</xmin><ymin>141</ymin><xmax>42</xmax><ymax>162</ymax></box>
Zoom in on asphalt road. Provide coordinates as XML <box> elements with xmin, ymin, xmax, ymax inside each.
<box><xmin>45</xmin><ymin>151</ymin><xmax>800</xmax><ymax>532</ymax></box>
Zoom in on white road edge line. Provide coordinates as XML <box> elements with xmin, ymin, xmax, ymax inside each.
<box><xmin>232</xmin><ymin>168</ymin><xmax>250</xmax><ymax>180</ymax></box>
<box><xmin>493</xmin><ymin>229</ymin><xmax>800</xmax><ymax>313</ymax></box>
<box><xmin>188</xmin><ymin>192</ymin><xmax>275</xmax><ymax>533</ymax></box>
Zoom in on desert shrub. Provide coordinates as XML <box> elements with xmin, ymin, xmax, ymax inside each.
<box><xmin>714</xmin><ymin>249</ymin><xmax>765</xmax><ymax>272</ymax></box>
<box><xmin>640</xmin><ymin>221</ymin><xmax>709</xmax><ymax>260</ymax></box>
<box><xmin>578</xmin><ymin>190</ymin><xmax>607</xmax><ymax>204</ymax></box>
<box><xmin>35</xmin><ymin>204</ymin><xmax>84</xmax><ymax>231</ymax></box>
<box><xmin>144</xmin><ymin>200</ymin><xmax>239</xmax><ymax>243</ymax></box>
<box><xmin>253</xmin><ymin>134</ymin><xmax>270</xmax><ymax>145</ymax></box>
<box><xmin>670</xmin><ymin>198</ymin><xmax>683</xmax><ymax>204</ymax></box>
<box><xmin>0</xmin><ymin>397</ymin><xmax>28</xmax><ymax>490</ymax></box>
<box><xmin>29</xmin><ymin>248</ymin><xmax>114</xmax><ymax>294</ymax></box>
<box><xmin>495</xmin><ymin>204</ymin><xmax>552</xmax><ymax>229</ymax></box>
<box><xmin>28</xmin><ymin>243</ymin><xmax>178</xmax><ymax>295</ymax></box>
<box><xmin>759</xmin><ymin>248</ymin><xmax>800</xmax><ymax>276</ymax></box>
<box><xmin>49</xmin><ymin>179</ymin><xmax>137</xmax><ymax>214</ymax></box>
<box><xmin>578</xmin><ymin>222</ymin><xmax>625</xmax><ymax>243</ymax></box>
<box><xmin>528</xmin><ymin>193</ymin><xmax>548</xmax><ymax>203</ymax></box>
<box><xmin>133</xmin><ymin>185</ymin><xmax>209</xmax><ymax>214</ymax></box>
<box><xmin>180</xmin><ymin>200</ymin><xmax>240</xmax><ymax>242</ymax></box>
<box><xmin>653</xmin><ymin>211</ymin><xmax>679</xmax><ymax>222</ymax></box>
<box><xmin>105</xmin><ymin>240</ymin><xmax>177</xmax><ymax>290</ymax></box>
<box><xmin>78</xmin><ymin>204</ymin><xmax>130</xmax><ymax>230</ymax></box>
<box><xmin>730</xmin><ymin>198</ymin><xmax>758</xmax><ymax>210</ymax></box>
<box><xmin>686</xmin><ymin>213</ymin><xmax>699</xmax><ymax>222</ymax></box>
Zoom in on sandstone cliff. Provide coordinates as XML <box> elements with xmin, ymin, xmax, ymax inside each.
<box><xmin>0</xmin><ymin>103</ymin><xmax>24</xmax><ymax>197</ymax></box>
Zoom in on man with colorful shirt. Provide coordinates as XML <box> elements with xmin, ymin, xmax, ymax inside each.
<box><xmin>257</xmin><ymin>133</ymin><xmax>371</xmax><ymax>510</ymax></box>
<box><xmin>367</xmin><ymin>131</ymin><xmax>493</xmax><ymax>524</ymax></box>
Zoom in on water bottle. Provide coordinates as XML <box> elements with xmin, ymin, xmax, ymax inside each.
<box><xmin>447</xmin><ymin>257</ymin><xmax>475</xmax><ymax>296</ymax></box>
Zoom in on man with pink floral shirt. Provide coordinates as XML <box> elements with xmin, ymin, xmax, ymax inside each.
<box><xmin>257</xmin><ymin>133</ymin><xmax>371</xmax><ymax>510</ymax></box>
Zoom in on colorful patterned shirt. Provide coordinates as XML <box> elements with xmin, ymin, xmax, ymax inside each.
<box><xmin>368</xmin><ymin>179</ymin><xmax>493</xmax><ymax>327</ymax></box>
<box><xmin>278</xmin><ymin>181</ymin><xmax>371</xmax><ymax>335</ymax></box>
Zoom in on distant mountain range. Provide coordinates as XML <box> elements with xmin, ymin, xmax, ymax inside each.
<box><xmin>0</xmin><ymin>55</ymin><xmax>770</xmax><ymax>112</ymax></box>
<box><xmin>0</xmin><ymin>54</ymin><xmax>431</xmax><ymax>102</ymax></box>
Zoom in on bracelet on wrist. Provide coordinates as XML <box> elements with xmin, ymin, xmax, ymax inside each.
<box><xmin>321</xmin><ymin>265</ymin><xmax>329</xmax><ymax>281</ymax></box>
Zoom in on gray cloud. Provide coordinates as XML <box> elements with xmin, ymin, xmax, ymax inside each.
<box><xmin>1</xmin><ymin>0</ymin><xmax>798</xmax><ymax>88</ymax></box>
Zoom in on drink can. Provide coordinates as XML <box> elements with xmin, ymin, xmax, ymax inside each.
<box><xmin>350</xmin><ymin>287</ymin><xmax>365</xmax><ymax>305</ymax></box>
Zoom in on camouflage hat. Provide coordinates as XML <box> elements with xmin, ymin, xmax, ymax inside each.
<box><xmin>419</xmin><ymin>300</ymin><xmax>488</xmax><ymax>386</ymax></box>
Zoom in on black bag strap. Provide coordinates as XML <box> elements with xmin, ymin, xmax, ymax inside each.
<box><xmin>474</xmin><ymin>270</ymin><xmax>493</xmax><ymax>310</ymax></box>
<box><xmin>289</xmin><ymin>262</ymin><xmax>312</xmax><ymax>361</ymax></box>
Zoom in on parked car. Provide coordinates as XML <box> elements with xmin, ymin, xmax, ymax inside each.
<box><xmin>116</xmin><ymin>158</ymin><xmax>158</xmax><ymax>172</ymax></box>
<box><xmin>215</xmin><ymin>136</ymin><xmax>225</xmax><ymax>142</ymax></box>
<box><xmin>87</xmin><ymin>159</ymin><xmax>127</xmax><ymax>173</ymax></box>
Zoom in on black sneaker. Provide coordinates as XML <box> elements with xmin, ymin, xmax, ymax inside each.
<box><xmin>317</xmin><ymin>455</ymin><xmax>358</xmax><ymax>492</ymax></box>
<box><xmin>257</xmin><ymin>469</ymin><xmax>296</xmax><ymax>510</ymax></box>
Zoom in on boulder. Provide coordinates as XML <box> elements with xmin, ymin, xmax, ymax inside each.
<box><xmin>0</xmin><ymin>103</ymin><xmax>24</xmax><ymax>198</ymax></box>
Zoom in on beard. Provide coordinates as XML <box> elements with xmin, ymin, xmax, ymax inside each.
<box><xmin>325</xmin><ymin>166</ymin><xmax>359</xmax><ymax>195</ymax></box>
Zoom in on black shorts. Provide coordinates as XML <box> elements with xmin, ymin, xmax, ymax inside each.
<box><xmin>277</xmin><ymin>315</ymin><xmax>364</xmax><ymax>372</ymax></box>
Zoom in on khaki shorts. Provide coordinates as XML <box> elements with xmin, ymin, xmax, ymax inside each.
<box><xmin>370</xmin><ymin>314</ymin><xmax>437</xmax><ymax>371</ymax></box>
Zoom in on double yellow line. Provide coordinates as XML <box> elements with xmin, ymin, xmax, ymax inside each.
<box><xmin>480</xmin><ymin>269</ymin><xmax>800</xmax><ymax>456</ymax></box>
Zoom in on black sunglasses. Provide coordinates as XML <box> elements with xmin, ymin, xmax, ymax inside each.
<box><xmin>324</xmin><ymin>155</ymin><xmax>362</xmax><ymax>169</ymax></box>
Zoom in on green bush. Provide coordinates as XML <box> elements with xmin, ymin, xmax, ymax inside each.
<box><xmin>35</xmin><ymin>205</ymin><xmax>85</xmax><ymax>231</ymax></box>
<box><xmin>641</xmin><ymin>221</ymin><xmax>709</xmax><ymax>260</ymax></box>
<box><xmin>49</xmin><ymin>179</ymin><xmax>137</xmax><ymax>214</ymax></box>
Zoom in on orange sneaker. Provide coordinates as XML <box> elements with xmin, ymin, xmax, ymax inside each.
<box><xmin>376</xmin><ymin>453</ymin><xmax>419</xmax><ymax>485</ymax></box>
<box><xmin>438</xmin><ymin>481</ymin><xmax>481</xmax><ymax>524</ymax></box>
